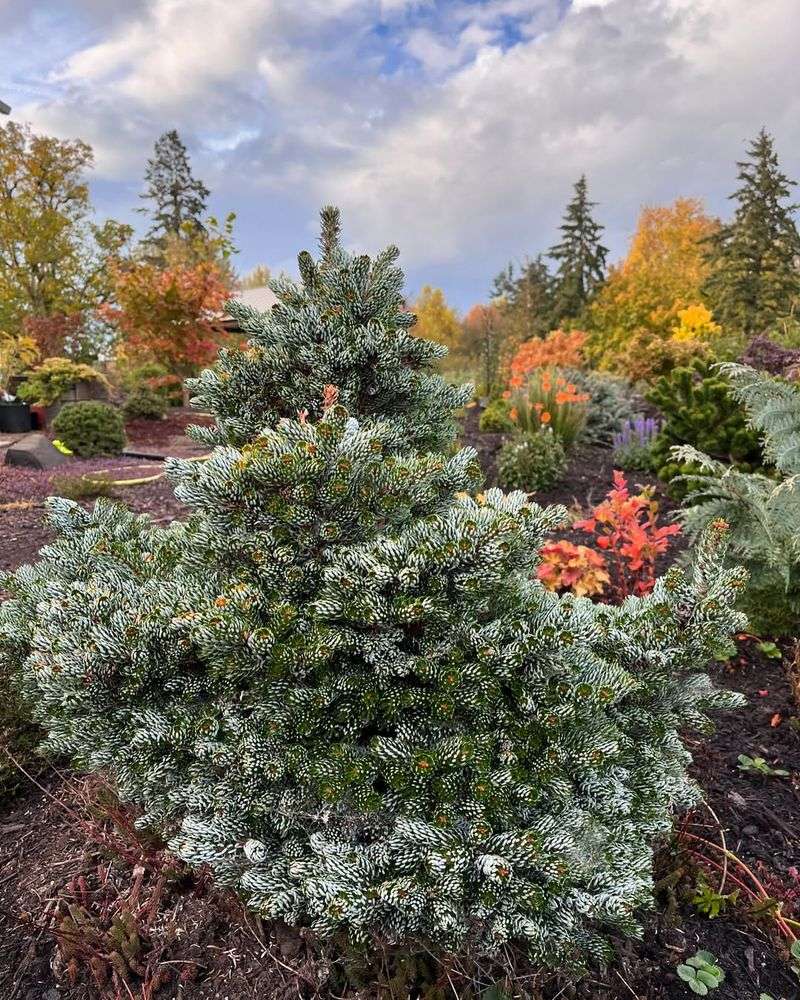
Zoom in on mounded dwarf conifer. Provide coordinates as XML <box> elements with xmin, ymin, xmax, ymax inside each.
<box><xmin>0</xmin><ymin>209</ymin><xmax>745</xmax><ymax>964</ymax></box>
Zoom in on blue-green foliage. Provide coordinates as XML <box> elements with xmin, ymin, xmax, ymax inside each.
<box><xmin>0</xmin><ymin>209</ymin><xmax>745</xmax><ymax>964</ymax></box>
<box><xmin>188</xmin><ymin>208</ymin><xmax>468</xmax><ymax>454</ymax></box>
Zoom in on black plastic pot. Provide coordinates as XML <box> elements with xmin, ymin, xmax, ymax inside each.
<box><xmin>0</xmin><ymin>401</ymin><xmax>32</xmax><ymax>433</ymax></box>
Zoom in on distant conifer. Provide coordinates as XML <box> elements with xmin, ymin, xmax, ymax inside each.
<box><xmin>548</xmin><ymin>175</ymin><xmax>608</xmax><ymax>322</ymax></box>
<box><xmin>704</xmin><ymin>129</ymin><xmax>800</xmax><ymax>334</ymax></box>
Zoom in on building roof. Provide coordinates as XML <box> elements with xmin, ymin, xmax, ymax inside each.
<box><xmin>230</xmin><ymin>286</ymin><xmax>280</xmax><ymax>311</ymax></box>
<box><xmin>215</xmin><ymin>285</ymin><xmax>280</xmax><ymax>332</ymax></box>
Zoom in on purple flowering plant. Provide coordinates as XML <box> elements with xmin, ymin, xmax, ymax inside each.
<box><xmin>612</xmin><ymin>414</ymin><xmax>661</xmax><ymax>471</ymax></box>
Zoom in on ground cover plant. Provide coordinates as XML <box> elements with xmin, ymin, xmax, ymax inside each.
<box><xmin>0</xmin><ymin>208</ymin><xmax>752</xmax><ymax>973</ymax></box>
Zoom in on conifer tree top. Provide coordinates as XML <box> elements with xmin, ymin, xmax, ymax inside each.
<box><xmin>139</xmin><ymin>129</ymin><xmax>210</xmax><ymax>241</ymax></box>
<box><xmin>189</xmin><ymin>206</ymin><xmax>471</xmax><ymax>453</ymax></box>
<box><xmin>704</xmin><ymin>128</ymin><xmax>800</xmax><ymax>334</ymax></box>
<box><xmin>548</xmin><ymin>175</ymin><xmax>608</xmax><ymax>323</ymax></box>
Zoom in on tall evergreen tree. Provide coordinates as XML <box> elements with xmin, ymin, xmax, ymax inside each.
<box><xmin>548</xmin><ymin>175</ymin><xmax>608</xmax><ymax>323</ymax></box>
<box><xmin>704</xmin><ymin>129</ymin><xmax>800</xmax><ymax>335</ymax></box>
<box><xmin>139</xmin><ymin>130</ymin><xmax>210</xmax><ymax>242</ymax></box>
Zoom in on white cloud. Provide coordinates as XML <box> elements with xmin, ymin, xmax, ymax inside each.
<box><xmin>318</xmin><ymin>0</ymin><xmax>800</xmax><ymax>268</ymax></box>
<box><xmin>6</xmin><ymin>0</ymin><xmax>800</xmax><ymax>301</ymax></box>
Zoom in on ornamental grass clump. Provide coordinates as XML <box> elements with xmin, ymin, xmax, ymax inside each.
<box><xmin>0</xmin><ymin>209</ymin><xmax>746</xmax><ymax>966</ymax></box>
<box><xmin>508</xmin><ymin>369</ymin><xmax>589</xmax><ymax>449</ymax></box>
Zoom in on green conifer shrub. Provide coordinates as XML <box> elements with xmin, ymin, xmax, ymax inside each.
<box><xmin>478</xmin><ymin>399</ymin><xmax>514</xmax><ymax>433</ymax></box>
<box><xmin>51</xmin><ymin>400</ymin><xmax>126</xmax><ymax>458</ymax></box>
<box><xmin>497</xmin><ymin>431</ymin><xmax>567</xmax><ymax>492</ymax></box>
<box><xmin>646</xmin><ymin>361</ymin><xmax>762</xmax><ymax>498</ymax></box>
<box><xmin>0</xmin><ymin>209</ymin><xmax>745</xmax><ymax>965</ymax></box>
<box><xmin>675</xmin><ymin>364</ymin><xmax>800</xmax><ymax>636</ymax></box>
<box><xmin>123</xmin><ymin>385</ymin><xmax>167</xmax><ymax>421</ymax></box>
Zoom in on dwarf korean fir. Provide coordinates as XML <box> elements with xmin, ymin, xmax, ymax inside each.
<box><xmin>0</xmin><ymin>209</ymin><xmax>745</xmax><ymax>965</ymax></box>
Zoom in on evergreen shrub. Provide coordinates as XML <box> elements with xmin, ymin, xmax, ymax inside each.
<box><xmin>51</xmin><ymin>401</ymin><xmax>126</xmax><ymax>458</ymax></box>
<box><xmin>646</xmin><ymin>361</ymin><xmax>762</xmax><ymax>498</ymax></box>
<box><xmin>497</xmin><ymin>431</ymin><xmax>567</xmax><ymax>493</ymax></box>
<box><xmin>0</xmin><ymin>209</ymin><xmax>746</xmax><ymax>964</ymax></box>
<box><xmin>123</xmin><ymin>385</ymin><xmax>167</xmax><ymax>421</ymax></box>
<box><xmin>479</xmin><ymin>399</ymin><xmax>514</xmax><ymax>433</ymax></box>
<box><xmin>676</xmin><ymin>364</ymin><xmax>800</xmax><ymax>636</ymax></box>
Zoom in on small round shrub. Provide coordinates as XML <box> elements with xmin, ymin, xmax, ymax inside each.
<box><xmin>123</xmin><ymin>386</ymin><xmax>167</xmax><ymax>421</ymax></box>
<box><xmin>497</xmin><ymin>431</ymin><xmax>567</xmax><ymax>492</ymax></box>
<box><xmin>51</xmin><ymin>401</ymin><xmax>126</xmax><ymax>458</ymax></box>
<box><xmin>479</xmin><ymin>398</ymin><xmax>514</xmax><ymax>432</ymax></box>
<box><xmin>120</xmin><ymin>360</ymin><xmax>163</xmax><ymax>384</ymax></box>
<box><xmin>119</xmin><ymin>361</ymin><xmax>184</xmax><ymax>406</ymax></box>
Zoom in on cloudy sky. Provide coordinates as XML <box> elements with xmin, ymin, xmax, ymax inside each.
<box><xmin>3</xmin><ymin>0</ymin><xmax>799</xmax><ymax>308</ymax></box>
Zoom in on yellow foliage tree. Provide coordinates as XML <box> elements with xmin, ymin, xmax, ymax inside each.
<box><xmin>411</xmin><ymin>285</ymin><xmax>461</xmax><ymax>353</ymax></box>
<box><xmin>586</xmin><ymin>198</ymin><xmax>719</xmax><ymax>369</ymax></box>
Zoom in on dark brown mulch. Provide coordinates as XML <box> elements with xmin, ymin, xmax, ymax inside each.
<box><xmin>124</xmin><ymin>407</ymin><xmax>213</xmax><ymax>457</ymax></box>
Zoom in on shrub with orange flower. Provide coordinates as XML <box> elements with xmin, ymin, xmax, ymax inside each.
<box><xmin>537</xmin><ymin>541</ymin><xmax>610</xmax><ymax>597</ymax></box>
<box><xmin>508</xmin><ymin>328</ymin><xmax>586</xmax><ymax>388</ymax></box>
<box><xmin>509</xmin><ymin>367</ymin><xmax>589</xmax><ymax>448</ymax></box>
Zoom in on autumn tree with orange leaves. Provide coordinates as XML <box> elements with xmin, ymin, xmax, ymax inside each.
<box><xmin>508</xmin><ymin>328</ymin><xmax>586</xmax><ymax>386</ymax></box>
<box><xmin>102</xmin><ymin>225</ymin><xmax>234</xmax><ymax>375</ymax></box>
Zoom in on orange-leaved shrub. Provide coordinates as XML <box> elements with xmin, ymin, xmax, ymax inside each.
<box><xmin>508</xmin><ymin>329</ymin><xmax>586</xmax><ymax>387</ymax></box>
<box><xmin>538</xmin><ymin>473</ymin><xmax>681</xmax><ymax>601</ymax></box>
<box><xmin>537</xmin><ymin>541</ymin><xmax>610</xmax><ymax>597</ymax></box>
<box><xmin>574</xmin><ymin>471</ymin><xmax>680</xmax><ymax>598</ymax></box>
